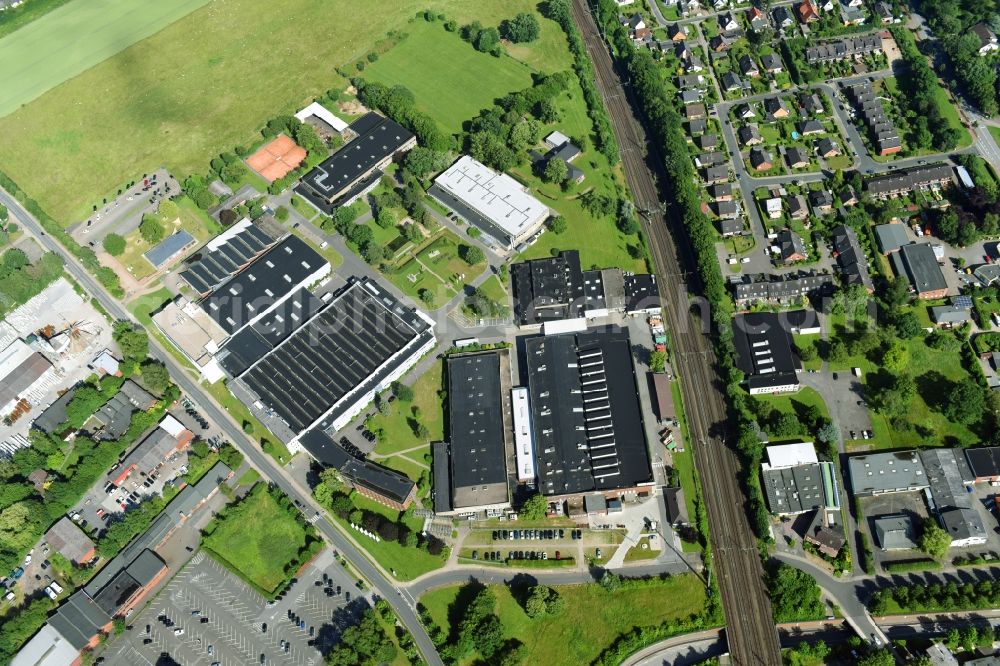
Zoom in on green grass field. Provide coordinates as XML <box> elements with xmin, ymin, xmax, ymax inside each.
<box><xmin>0</xmin><ymin>0</ymin><xmax>210</xmax><ymax>117</ymax></box>
<box><xmin>419</xmin><ymin>576</ymin><xmax>707</xmax><ymax>666</ymax></box>
<box><xmin>368</xmin><ymin>360</ymin><xmax>445</xmax><ymax>456</ymax></box>
<box><xmin>363</xmin><ymin>21</ymin><xmax>534</xmax><ymax>134</ymax></box>
<box><xmin>0</xmin><ymin>0</ymin><xmax>568</xmax><ymax>225</ymax></box>
<box><xmin>202</xmin><ymin>485</ymin><xmax>308</xmax><ymax>594</ymax></box>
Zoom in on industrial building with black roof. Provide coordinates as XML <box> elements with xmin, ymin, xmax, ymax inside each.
<box><xmin>733</xmin><ymin>312</ymin><xmax>801</xmax><ymax>394</ymax></box>
<box><xmin>437</xmin><ymin>351</ymin><xmax>511</xmax><ymax>512</ymax></box>
<box><xmin>231</xmin><ymin>277</ymin><xmax>436</xmax><ymax>441</ymax></box>
<box><xmin>296</xmin><ymin>113</ymin><xmax>416</xmax><ymax>211</ymax></box>
<box><xmin>179</xmin><ymin>219</ymin><xmax>279</xmax><ymax>296</ymax></box>
<box><xmin>199</xmin><ymin>234</ymin><xmax>329</xmax><ymax>336</ymax></box>
<box><xmin>299</xmin><ymin>429</ymin><xmax>417</xmax><ymax>509</ymax></box>
<box><xmin>526</xmin><ymin>327</ymin><xmax>654</xmax><ymax>498</ymax></box>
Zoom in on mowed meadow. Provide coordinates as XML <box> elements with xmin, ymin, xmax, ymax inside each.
<box><xmin>0</xmin><ymin>0</ymin><xmax>573</xmax><ymax>224</ymax></box>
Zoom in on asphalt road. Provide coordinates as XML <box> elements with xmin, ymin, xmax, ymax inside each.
<box><xmin>0</xmin><ymin>187</ymin><xmax>445</xmax><ymax>666</ymax></box>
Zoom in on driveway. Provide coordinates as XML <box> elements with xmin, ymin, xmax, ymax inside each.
<box><xmin>798</xmin><ymin>370</ymin><xmax>872</xmax><ymax>442</ymax></box>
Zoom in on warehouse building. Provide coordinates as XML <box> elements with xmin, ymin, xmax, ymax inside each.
<box><xmin>111</xmin><ymin>416</ymin><xmax>194</xmax><ymax>487</ymax></box>
<box><xmin>430</xmin><ymin>155</ymin><xmax>550</xmax><ymax>250</ymax></box>
<box><xmin>44</xmin><ymin>517</ymin><xmax>96</xmax><ymax>565</ymax></box>
<box><xmin>848</xmin><ymin>450</ymin><xmax>928</xmax><ymax>496</ymax></box>
<box><xmin>179</xmin><ymin>218</ymin><xmax>279</xmax><ymax>297</ymax></box>
<box><xmin>511</xmin><ymin>251</ymin><xmax>624</xmax><ymax>327</ymax></box>
<box><xmin>433</xmin><ymin>351</ymin><xmax>512</xmax><ymax>514</ymax></box>
<box><xmin>891</xmin><ymin>242</ymin><xmax>948</xmax><ymax>300</ymax></box>
<box><xmin>297</xmin><ymin>112</ymin><xmax>416</xmax><ymax>210</ymax></box>
<box><xmin>526</xmin><ymin>328</ymin><xmax>655</xmax><ymax>499</ymax></box>
<box><xmin>760</xmin><ymin>442</ymin><xmax>840</xmax><ymax>515</ymax></box>
<box><xmin>965</xmin><ymin>446</ymin><xmax>1000</xmax><ymax>483</ymax></box>
<box><xmin>0</xmin><ymin>338</ymin><xmax>56</xmax><ymax>416</ymax></box>
<box><xmin>733</xmin><ymin>312</ymin><xmax>801</xmax><ymax>394</ymax></box>
<box><xmin>230</xmin><ymin>278</ymin><xmax>436</xmax><ymax>445</ymax></box>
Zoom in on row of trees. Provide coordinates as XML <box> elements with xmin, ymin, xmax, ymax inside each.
<box><xmin>0</xmin><ymin>250</ymin><xmax>62</xmax><ymax>319</ymax></box>
<box><xmin>313</xmin><ymin>469</ymin><xmax>445</xmax><ymax>555</ymax></box>
<box><xmin>542</xmin><ymin>0</ymin><xmax>619</xmax><ymax>164</ymax></box>
<box><xmin>354</xmin><ymin>79</ymin><xmax>449</xmax><ymax>152</ymax></box>
<box><xmin>869</xmin><ymin>577</ymin><xmax>1000</xmax><ymax>615</ymax></box>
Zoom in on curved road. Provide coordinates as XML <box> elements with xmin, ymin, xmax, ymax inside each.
<box><xmin>0</xmin><ymin>188</ymin><xmax>445</xmax><ymax>666</ymax></box>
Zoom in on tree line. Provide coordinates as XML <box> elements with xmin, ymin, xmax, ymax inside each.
<box><xmin>889</xmin><ymin>27</ymin><xmax>962</xmax><ymax>153</ymax></box>
<box><xmin>869</xmin><ymin>577</ymin><xmax>1000</xmax><ymax>615</ymax></box>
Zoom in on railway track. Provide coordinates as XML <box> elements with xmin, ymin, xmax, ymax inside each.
<box><xmin>569</xmin><ymin>1</ymin><xmax>782</xmax><ymax>663</ymax></box>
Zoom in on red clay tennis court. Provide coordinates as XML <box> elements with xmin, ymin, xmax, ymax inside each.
<box><xmin>246</xmin><ymin>134</ymin><xmax>307</xmax><ymax>182</ymax></box>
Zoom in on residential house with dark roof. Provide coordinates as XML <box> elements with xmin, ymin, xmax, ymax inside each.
<box><xmin>775</xmin><ymin>229</ymin><xmax>807</xmax><ymax>263</ymax></box>
<box><xmin>761</xmin><ymin>53</ymin><xmax>783</xmax><ymax>74</ymax></box>
<box><xmin>816</xmin><ymin>137</ymin><xmax>840</xmax><ymax>157</ymax></box>
<box><xmin>703</xmin><ymin>165</ymin><xmax>729</xmax><ymax>184</ymax></box>
<box><xmin>788</xmin><ymin>195</ymin><xmax>808</xmax><ymax>220</ymax></box>
<box><xmin>709</xmin><ymin>34</ymin><xmax>735</xmax><ymax>52</ymax></box>
<box><xmin>763</xmin><ymin>96</ymin><xmax>790</xmax><ymax>119</ymax></box>
<box><xmin>806</xmin><ymin>34</ymin><xmax>881</xmax><ymax>64</ymax></box>
<box><xmin>799</xmin><ymin>92</ymin><xmax>825</xmax><ymax>115</ymax></box>
<box><xmin>739</xmin><ymin>55</ymin><xmax>760</xmax><ymax>77</ymax></box>
<box><xmin>865</xmin><ymin>164</ymin><xmax>954</xmax><ymax>200</ymax></box>
<box><xmin>874</xmin><ymin>223</ymin><xmax>909</xmax><ymax>254</ymax></box>
<box><xmin>809</xmin><ymin>189</ymin><xmax>834</xmax><ymax>215</ymax></box>
<box><xmin>972</xmin><ymin>22</ymin><xmax>999</xmax><ymax>55</ymax></box>
<box><xmin>715</xmin><ymin>200</ymin><xmax>739</xmax><ymax>219</ymax></box>
<box><xmin>717</xmin><ymin>217</ymin><xmax>744</xmax><ymax>237</ymax></box>
<box><xmin>668</xmin><ymin>23</ymin><xmax>686</xmax><ymax>41</ymax></box>
<box><xmin>786</xmin><ymin>146</ymin><xmax>810</xmax><ymax>169</ymax></box>
<box><xmin>697</xmin><ymin>133</ymin><xmax>718</xmax><ymax>150</ymax></box>
<box><xmin>839</xmin><ymin>186</ymin><xmax>858</xmax><ymax>206</ymax></box>
<box><xmin>931</xmin><ymin>302</ymin><xmax>972</xmax><ymax>327</ymax></box>
<box><xmin>875</xmin><ymin>1</ymin><xmax>893</xmax><ymax>23</ymax></box>
<box><xmin>831</xmin><ymin>225</ymin><xmax>874</xmax><ymax>292</ymax></box>
<box><xmin>733</xmin><ymin>272</ymin><xmax>835</xmax><ymax>307</ymax></box>
<box><xmin>718</xmin><ymin>12</ymin><xmax>740</xmax><ymax>32</ymax></box>
<box><xmin>685</xmin><ymin>103</ymin><xmax>707</xmax><ymax>120</ymax></box>
<box><xmin>738</xmin><ymin>124</ymin><xmax>763</xmax><ymax>146</ymax></box>
<box><xmin>750</xmin><ymin>147</ymin><xmax>773</xmax><ymax>171</ymax></box>
<box><xmin>773</xmin><ymin>5</ymin><xmax>794</xmax><ymax>28</ymax></box>
<box><xmin>798</xmin><ymin>119</ymin><xmax>824</xmax><ymax>136</ymax></box>
<box><xmin>688</xmin><ymin>118</ymin><xmax>708</xmax><ymax>135</ymax></box>
<box><xmin>735</xmin><ymin>103</ymin><xmax>756</xmax><ymax>119</ymax></box>
<box><xmin>708</xmin><ymin>182</ymin><xmax>733</xmax><ymax>201</ymax></box>
<box><xmin>748</xmin><ymin>6</ymin><xmax>768</xmax><ymax>30</ymax></box>
<box><xmin>721</xmin><ymin>71</ymin><xmax>745</xmax><ymax>92</ymax></box>
<box><xmin>845</xmin><ymin>81</ymin><xmax>901</xmax><ymax>156</ymax></box>
<box><xmin>680</xmin><ymin>89</ymin><xmax>703</xmax><ymax>105</ymax></box>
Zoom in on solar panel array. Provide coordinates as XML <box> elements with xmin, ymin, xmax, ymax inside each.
<box><xmin>179</xmin><ymin>224</ymin><xmax>275</xmax><ymax>295</ymax></box>
<box><xmin>241</xmin><ymin>285</ymin><xmax>422</xmax><ymax>433</ymax></box>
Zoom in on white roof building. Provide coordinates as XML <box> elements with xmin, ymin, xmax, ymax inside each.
<box><xmin>158</xmin><ymin>414</ymin><xmax>187</xmax><ymax>439</ymax></box>
<box><xmin>511</xmin><ymin>387</ymin><xmax>536</xmax><ymax>483</ymax></box>
<box><xmin>294</xmin><ymin>102</ymin><xmax>348</xmax><ymax>132</ymax></box>
<box><xmin>764</xmin><ymin>442</ymin><xmax>819</xmax><ymax>469</ymax></box>
<box><xmin>10</xmin><ymin>624</ymin><xmax>79</xmax><ymax>666</ymax></box>
<box><xmin>90</xmin><ymin>349</ymin><xmax>120</xmax><ymax>376</ymax></box>
<box><xmin>429</xmin><ymin>156</ymin><xmax>550</xmax><ymax>249</ymax></box>
<box><xmin>545</xmin><ymin>131</ymin><xmax>572</xmax><ymax>148</ymax></box>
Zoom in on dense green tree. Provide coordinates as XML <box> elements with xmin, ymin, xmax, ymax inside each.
<box><xmin>139</xmin><ymin>360</ymin><xmax>170</xmax><ymax>395</ymax></box>
<box><xmin>102</xmin><ymin>233</ymin><xmax>126</xmax><ymax>256</ymax></box>
<box><xmin>519</xmin><ymin>493</ymin><xmax>548</xmax><ymax>520</ymax></box>
<box><xmin>403</xmin><ymin>147</ymin><xmax>450</xmax><ymax>180</ymax></box>
<box><xmin>548</xmin><ymin>216</ymin><xmax>568</xmax><ymax>234</ymax></box>
<box><xmin>766</xmin><ymin>562</ymin><xmax>824</xmax><ymax>623</ymax></box>
<box><xmin>502</xmin><ymin>12</ymin><xmax>541</xmax><ymax>43</ymax></box>
<box><xmin>543</xmin><ymin>158</ymin><xmax>569</xmax><ymax>184</ymax></box>
<box><xmin>113</xmin><ymin>321</ymin><xmax>148</xmax><ymax>362</ymax></box>
<box><xmin>459</xmin><ymin>244</ymin><xmax>485</xmax><ymax>265</ymax></box>
<box><xmin>943</xmin><ymin>378</ymin><xmax>986</xmax><ymax>425</ymax></box>
<box><xmin>920</xmin><ymin>522</ymin><xmax>951</xmax><ymax>559</ymax></box>
<box><xmin>139</xmin><ymin>214</ymin><xmax>165</xmax><ymax>244</ymax></box>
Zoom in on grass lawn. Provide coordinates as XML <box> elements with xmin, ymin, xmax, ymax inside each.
<box><xmin>328</xmin><ymin>494</ymin><xmax>445</xmax><ymax>581</ymax></box>
<box><xmin>368</xmin><ymin>360</ymin><xmax>445</xmax><ymax>456</ymax></box>
<box><xmin>237</xmin><ymin>468</ymin><xmax>260</xmax><ymax>486</ymax></box>
<box><xmin>128</xmin><ymin>286</ymin><xmax>173</xmax><ymax>328</ymax></box>
<box><xmin>379</xmin><ymin>454</ymin><xmax>428</xmax><ymax>483</ymax></box>
<box><xmin>363</xmin><ymin>21</ymin><xmax>534</xmax><ymax>135</ymax></box>
<box><xmin>0</xmin><ymin>0</ymin><xmax>568</xmax><ymax>224</ymax></box>
<box><xmin>794</xmin><ymin>333</ymin><xmax>823</xmax><ymax>371</ymax></box>
<box><xmin>289</xmin><ymin>195</ymin><xmax>320</xmax><ymax>221</ymax></box>
<box><xmin>753</xmin><ymin>387</ymin><xmax>830</xmax><ymax>441</ymax></box>
<box><xmin>115</xmin><ymin>197</ymin><xmax>216</xmax><ymax>280</ymax></box>
<box><xmin>419</xmin><ymin>576</ymin><xmax>707</xmax><ymax>666</ymax></box>
<box><xmin>202</xmin><ymin>484</ymin><xmax>308</xmax><ymax>595</ymax></box>
<box><xmin>202</xmin><ymin>378</ymin><xmax>292</xmax><ymax>465</ymax></box>
<box><xmin>991</xmin><ymin>126</ymin><xmax>1000</xmax><ymax>151</ymax></box>
<box><xmin>0</xmin><ymin>0</ymin><xmax>210</xmax><ymax>117</ymax></box>
<box><xmin>469</xmin><ymin>275</ymin><xmax>510</xmax><ymax>316</ymax></box>
<box><xmin>385</xmin><ymin>229</ymin><xmax>485</xmax><ymax>303</ymax></box>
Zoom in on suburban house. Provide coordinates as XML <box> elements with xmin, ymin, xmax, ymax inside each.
<box><xmin>750</xmin><ymin>147</ymin><xmax>773</xmax><ymax>171</ymax></box>
<box><xmin>669</xmin><ymin>24</ymin><xmax>687</xmax><ymax>41</ymax></box>
<box><xmin>718</xmin><ymin>12</ymin><xmax>740</xmax><ymax>32</ymax></box>
<box><xmin>808</xmin><ymin>189</ymin><xmax>834</xmax><ymax>215</ymax></box>
<box><xmin>748</xmin><ymin>6</ymin><xmax>768</xmax><ymax>30</ymax></box>
<box><xmin>739</xmin><ymin>55</ymin><xmax>761</xmax><ymax>78</ymax></box>
<box><xmin>704</xmin><ymin>165</ymin><xmax>729</xmax><ymax>184</ymax></box>
<box><xmin>710</xmin><ymin>34</ymin><xmax>735</xmax><ymax>52</ymax></box>
<box><xmin>875</xmin><ymin>1</ymin><xmax>893</xmax><ymax>23</ymax></box>
<box><xmin>761</xmin><ymin>53</ymin><xmax>783</xmax><ymax>74</ymax></box>
<box><xmin>806</xmin><ymin>34</ymin><xmax>882</xmax><ymax>64</ymax></box>
<box><xmin>972</xmin><ymin>23</ymin><xmax>999</xmax><ymax>56</ymax></box>
<box><xmin>735</xmin><ymin>103</ymin><xmax>756</xmax><ymax>119</ymax></box>
<box><xmin>685</xmin><ymin>103</ymin><xmax>707</xmax><ymax>120</ymax></box>
<box><xmin>715</xmin><ymin>200</ymin><xmax>739</xmax><ymax>219</ymax></box>
<box><xmin>763</xmin><ymin>96</ymin><xmax>790</xmax><ymax>119</ymax></box>
<box><xmin>844</xmin><ymin>81</ymin><xmax>901</xmax><ymax>156</ymax></box>
<box><xmin>709</xmin><ymin>183</ymin><xmax>734</xmax><ymax>201</ymax></box>
<box><xmin>697</xmin><ymin>133</ymin><xmax>719</xmax><ymax>150</ymax></box>
<box><xmin>931</xmin><ymin>298</ymin><xmax>973</xmax><ymax>327</ymax></box>
<box><xmin>785</xmin><ymin>146</ymin><xmax>810</xmax><ymax>169</ymax></box>
<box><xmin>799</xmin><ymin>92</ymin><xmax>825</xmax><ymax>115</ymax></box>
<box><xmin>765</xmin><ymin>197</ymin><xmax>783</xmax><ymax>219</ymax></box>
<box><xmin>773</xmin><ymin>6</ymin><xmax>794</xmax><ymax>28</ymax></box>
<box><xmin>840</xmin><ymin>4</ymin><xmax>866</xmax><ymax>26</ymax></box>
<box><xmin>722</xmin><ymin>71</ymin><xmax>746</xmax><ymax>92</ymax></box>
<box><xmin>718</xmin><ymin>217</ymin><xmax>744</xmax><ymax>237</ymax></box>
<box><xmin>798</xmin><ymin>120</ymin><xmax>824</xmax><ymax>136</ymax></box>
<box><xmin>817</xmin><ymin>137</ymin><xmax>840</xmax><ymax>158</ymax></box>
<box><xmin>775</xmin><ymin>229</ymin><xmax>807</xmax><ymax>263</ymax></box>
<box><xmin>797</xmin><ymin>0</ymin><xmax>820</xmax><ymax>23</ymax></box>
<box><xmin>788</xmin><ymin>195</ymin><xmax>808</xmax><ymax>220</ymax></box>
<box><xmin>733</xmin><ymin>272</ymin><xmax>834</xmax><ymax>307</ymax></box>
<box><xmin>738</xmin><ymin>124</ymin><xmax>763</xmax><ymax>146</ymax></box>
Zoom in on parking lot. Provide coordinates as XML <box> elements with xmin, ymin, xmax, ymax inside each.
<box><xmin>103</xmin><ymin>547</ymin><xmax>367</xmax><ymax>665</ymax></box>
<box><xmin>799</xmin><ymin>370</ymin><xmax>873</xmax><ymax>444</ymax></box>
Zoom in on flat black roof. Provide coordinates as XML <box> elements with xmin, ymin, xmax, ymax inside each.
<box><xmin>511</xmin><ymin>250</ymin><xmax>586</xmax><ymax>326</ymax></box>
<box><xmin>218</xmin><ymin>287</ymin><xmax>324</xmax><ymax>376</ymax></box>
<box><xmin>733</xmin><ymin>312</ymin><xmax>800</xmax><ymax>388</ymax></box>
<box><xmin>48</xmin><ymin>591</ymin><xmax>112</xmax><ymax>649</ymax></box>
<box><xmin>966</xmin><ymin>447</ymin><xmax>1000</xmax><ymax>478</ymax></box>
<box><xmin>180</xmin><ymin>223</ymin><xmax>276</xmax><ymax>295</ymax></box>
<box><xmin>447</xmin><ymin>352</ymin><xmax>508</xmax><ymax>491</ymax></box>
<box><xmin>237</xmin><ymin>279</ymin><xmax>432</xmax><ymax>434</ymax></box>
<box><xmin>526</xmin><ymin>328</ymin><xmax>653</xmax><ymax>496</ymax></box>
<box><xmin>624</xmin><ymin>274</ymin><xmax>659</xmax><ymax>312</ymax></box>
<box><xmin>432</xmin><ymin>441</ymin><xmax>452</xmax><ymax>514</ymax></box>
<box><xmin>200</xmin><ymin>235</ymin><xmax>325</xmax><ymax>335</ymax></box>
<box><xmin>299</xmin><ymin>113</ymin><xmax>414</xmax><ymax>202</ymax></box>
<box><xmin>299</xmin><ymin>429</ymin><xmax>415</xmax><ymax>504</ymax></box>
